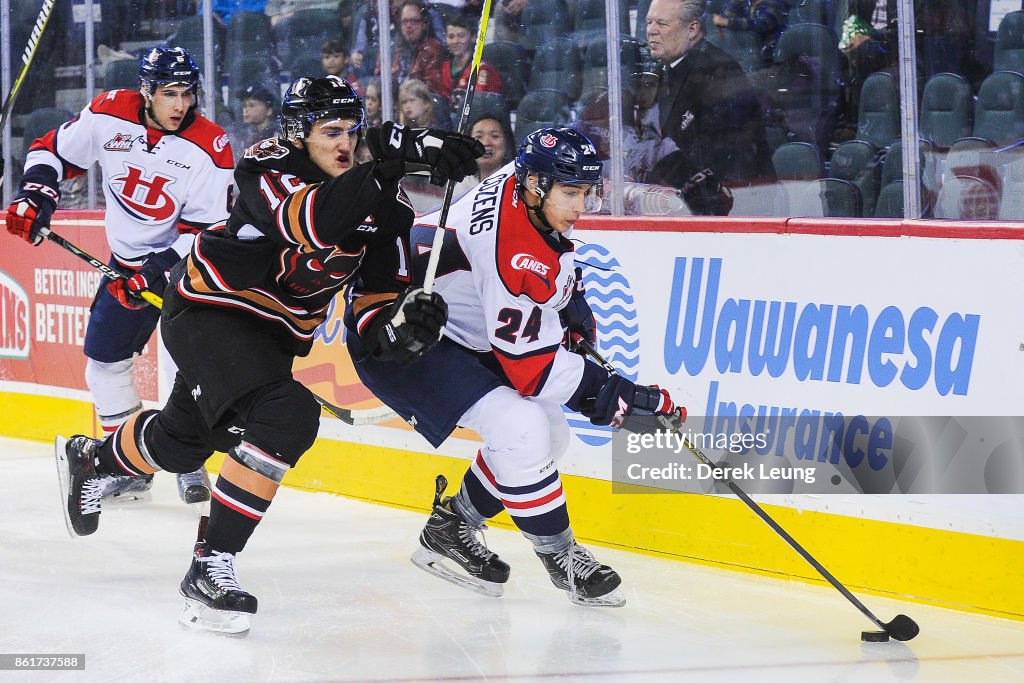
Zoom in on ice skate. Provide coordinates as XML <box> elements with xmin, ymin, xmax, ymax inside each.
<box><xmin>176</xmin><ymin>468</ymin><xmax>212</xmax><ymax>505</ymax></box>
<box><xmin>536</xmin><ymin>542</ymin><xmax>626</xmax><ymax>607</ymax></box>
<box><xmin>179</xmin><ymin>542</ymin><xmax>257</xmax><ymax>634</ymax></box>
<box><xmin>410</xmin><ymin>475</ymin><xmax>510</xmax><ymax>597</ymax></box>
<box><xmin>54</xmin><ymin>435</ymin><xmax>107</xmax><ymax>537</ymax></box>
<box><xmin>101</xmin><ymin>473</ymin><xmax>155</xmax><ymax>504</ymax></box>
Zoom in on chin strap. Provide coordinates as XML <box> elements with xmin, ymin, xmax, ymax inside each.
<box><xmin>521</xmin><ymin>183</ymin><xmax>558</xmax><ymax>235</ymax></box>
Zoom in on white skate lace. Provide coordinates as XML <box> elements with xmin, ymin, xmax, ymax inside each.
<box><xmin>458</xmin><ymin>523</ymin><xmax>495</xmax><ymax>561</ymax></box>
<box><xmin>203</xmin><ymin>550</ymin><xmax>243</xmax><ymax>592</ymax></box>
<box><xmin>80</xmin><ymin>476</ymin><xmax>107</xmax><ymax>515</ymax></box>
<box><xmin>555</xmin><ymin>543</ymin><xmax>601</xmax><ymax>590</ymax></box>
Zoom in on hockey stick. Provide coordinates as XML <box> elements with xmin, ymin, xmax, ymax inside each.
<box><xmin>421</xmin><ymin>0</ymin><xmax>493</xmax><ymax>294</ymax></box>
<box><xmin>41</xmin><ymin>228</ymin><xmax>399</xmax><ymax>426</ymax></box>
<box><xmin>577</xmin><ymin>338</ymin><xmax>920</xmax><ymax>643</ymax></box>
<box><xmin>40</xmin><ymin>228</ymin><xmax>164</xmax><ymax>308</ymax></box>
<box><xmin>0</xmin><ymin>0</ymin><xmax>58</xmax><ymax>188</ymax></box>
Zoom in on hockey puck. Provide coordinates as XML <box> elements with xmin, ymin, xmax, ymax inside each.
<box><xmin>861</xmin><ymin>630</ymin><xmax>890</xmax><ymax>642</ymax></box>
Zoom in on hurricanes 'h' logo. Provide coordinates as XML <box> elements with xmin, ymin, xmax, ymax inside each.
<box><xmin>109</xmin><ymin>163</ymin><xmax>179</xmax><ymax>223</ymax></box>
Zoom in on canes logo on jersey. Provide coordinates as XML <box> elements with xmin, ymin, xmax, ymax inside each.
<box><xmin>278</xmin><ymin>244</ymin><xmax>367</xmax><ymax>300</ymax></box>
<box><xmin>109</xmin><ymin>162</ymin><xmax>180</xmax><ymax>223</ymax></box>
<box><xmin>103</xmin><ymin>133</ymin><xmax>136</xmax><ymax>152</ymax></box>
<box><xmin>511</xmin><ymin>253</ymin><xmax>551</xmax><ymax>285</ymax></box>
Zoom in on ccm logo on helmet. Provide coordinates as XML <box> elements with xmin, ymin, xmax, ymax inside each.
<box><xmin>511</xmin><ymin>253</ymin><xmax>550</xmax><ymax>277</ymax></box>
<box><xmin>539</xmin><ymin>134</ymin><xmax>558</xmax><ymax>148</ymax></box>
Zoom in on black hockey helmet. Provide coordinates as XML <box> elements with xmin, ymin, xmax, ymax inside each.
<box><xmin>281</xmin><ymin>75</ymin><xmax>365</xmax><ymax>142</ymax></box>
<box><xmin>138</xmin><ymin>46</ymin><xmax>200</xmax><ymax>99</ymax></box>
<box><xmin>515</xmin><ymin>128</ymin><xmax>604</xmax><ymax>211</ymax></box>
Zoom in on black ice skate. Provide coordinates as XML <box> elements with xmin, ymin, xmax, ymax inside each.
<box><xmin>101</xmin><ymin>473</ymin><xmax>155</xmax><ymax>504</ymax></box>
<box><xmin>176</xmin><ymin>468</ymin><xmax>212</xmax><ymax>506</ymax></box>
<box><xmin>179</xmin><ymin>542</ymin><xmax>257</xmax><ymax>634</ymax></box>
<box><xmin>536</xmin><ymin>542</ymin><xmax>626</xmax><ymax>607</ymax></box>
<box><xmin>54</xmin><ymin>435</ymin><xmax>106</xmax><ymax>537</ymax></box>
<box><xmin>410</xmin><ymin>475</ymin><xmax>510</xmax><ymax>597</ymax></box>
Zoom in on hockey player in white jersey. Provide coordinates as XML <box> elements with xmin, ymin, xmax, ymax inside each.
<box><xmin>345</xmin><ymin>127</ymin><xmax>681</xmax><ymax>607</ymax></box>
<box><xmin>5</xmin><ymin>47</ymin><xmax>231</xmax><ymax>505</ymax></box>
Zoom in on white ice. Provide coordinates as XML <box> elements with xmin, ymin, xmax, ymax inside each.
<box><xmin>1</xmin><ymin>436</ymin><xmax>1022</xmax><ymax>683</ymax></box>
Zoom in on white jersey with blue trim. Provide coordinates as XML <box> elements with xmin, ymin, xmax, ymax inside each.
<box><xmin>410</xmin><ymin>162</ymin><xmax>586</xmax><ymax>404</ymax></box>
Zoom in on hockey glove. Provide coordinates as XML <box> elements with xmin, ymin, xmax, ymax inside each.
<box><xmin>6</xmin><ymin>179</ymin><xmax>60</xmax><ymax>246</ymax></box>
<box><xmin>581</xmin><ymin>374</ymin><xmax>678</xmax><ymax>429</ymax></box>
<box><xmin>106</xmin><ymin>248</ymin><xmax>181</xmax><ymax>310</ymax></box>
<box><xmin>371</xmin><ymin>287</ymin><xmax>448</xmax><ymax>365</ymax></box>
<box><xmin>559</xmin><ymin>267</ymin><xmax>595</xmax><ymax>353</ymax></box>
<box><xmin>366</xmin><ymin>122</ymin><xmax>483</xmax><ymax>186</ymax></box>
<box><xmin>680</xmin><ymin>168</ymin><xmax>734</xmax><ymax>216</ymax></box>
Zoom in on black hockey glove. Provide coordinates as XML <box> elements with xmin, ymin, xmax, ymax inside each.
<box><xmin>366</xmin><ymin>122</ymin><xmax>483</xmax><ymax>186</ymax></box>
<box><xmin>559</xmin><ymin>267</ymin><xmax>595</xmax><ymax>353</ymax></box>
<box><xmin>580</xmin><ymin>374</ymin><xmax>678</xmax><ymax>429</ymax></box>
<box><xmin>371</xmin><ymin>287</ymin><xmax>448</xmax><ymax>365</ymax></box>
<box><xmin>6</xmin><ymin>167</ymin><xmax>60</xmax><ymax>246</ymax></box>
<box><xmin>106</xmin><ymin>247</ymin><xmax>181</xmax><ymax>310</ymax></box>
<box><xmin>680</xmin><ymin>168</ymin><xmax>734</xmax><ymax>216</ymax></box>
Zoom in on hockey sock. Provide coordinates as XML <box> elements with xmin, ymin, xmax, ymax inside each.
<box><xmin>471</xmin><ymin>451</ymin><xmax>570</xmax><ymax>537</ymax></box>
<box><xmin>457</xmin><ymin>456</ymin><xmax>505</xmax><ymax>523</ymax></box>
<box><xmin>95</xmin><ymin>410</ymin><xmax>161</xmax><ymax>476</ymax></box>
<box><xmin>206</xmin><ymin>441</ymin><xmax>289</xmax><ymax>554</ymax></box>
<box><xmin>523</xmin><ymin>527</ymin><xmax>574</xmax><ymax>554</ymax></box>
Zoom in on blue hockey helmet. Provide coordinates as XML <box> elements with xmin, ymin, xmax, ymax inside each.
<box><xmin>281</xmin><ymin>75</ymin><xmax>364</xmax><ymax>142</ymax></box>
<box><xmin>138</xmin><ymin>46</ymin><xmax>200</xmax><ymax>99</ymax></box>
<box><xmin>515</xmin><ymin>127</ymin><xmax>604</xmax><ymax>211</ymax></box>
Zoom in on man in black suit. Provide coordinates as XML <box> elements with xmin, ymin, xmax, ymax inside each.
<box><xmin>644</xmin><ymin>0</ymin><xmax>775</xmax><ymax>214</ymax></box>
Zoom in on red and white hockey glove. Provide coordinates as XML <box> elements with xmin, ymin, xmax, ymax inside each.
<box><xmin>581</xmin><ymin>374</ymin><xmax>680</xmax><ymax>429</ymax></box>
<box><xmin>106</xmin><ymin>248</ymin><xmax>180</xmax><ymax>310</ymax></box>
<box><xmin>6</xmin><ymin>182</ymin><xmax>59</xmax><ymax>246</ymax></box>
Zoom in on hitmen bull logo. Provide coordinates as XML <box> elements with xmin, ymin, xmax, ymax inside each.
<box><xmin>109</xmin><ymin>162</ymin><xmax>180</xmax><ymax>223</ymax></box>
<box><xmin>564</xmin><ymin>242</ymin><xmax>640</xmax><ymax>447</ymax></box>
<box><xmin>278</xmin><ymin>244</ymin><xmax>367</xmax><ymax>300</ymax></box>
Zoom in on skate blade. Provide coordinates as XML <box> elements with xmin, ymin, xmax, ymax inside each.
<box><xmin>178</xmin><ymin>595</ymin><xmax>252</xmax><ymax>634</ymax></box>
<box><xmin>566</xmin><ymin>587</ymin><xmax>626</xmax><ymax>608</ymax></box>
<box><xmin>103</xmin><ymin>490</ymin><xmax>154</xmax><ymax>505</ymax></box>
<box><xmin>189</xmin><ymin>500</ymin><xmax>211</xmax><ymax>519</ymax></box>
<box><xmin>54</xmin><ymin>436</ymin><xmax>78</xmax><ymax>539</ymax></box>
<box><xmin>410</xmin><ymin>546</ymin><xmax>504</xmax><ymax>598</ymax></box>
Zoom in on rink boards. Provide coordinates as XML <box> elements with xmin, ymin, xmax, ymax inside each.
<box><xmin>1</xmin><ymin>212</ymin><xmax>1022</xmax><ymax>622</ymax></box>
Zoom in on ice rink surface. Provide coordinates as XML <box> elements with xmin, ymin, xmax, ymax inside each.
<box><xmin>1</xmin><ymin>436</ymin><xmax>1022</xmax><ymax>683</ymax></box>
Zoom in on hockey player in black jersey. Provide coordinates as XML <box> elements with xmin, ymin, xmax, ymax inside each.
<box><xmin>54</xmin><ymin>75</ymin><xmax>483</xmax><ymax>634</ymax></box>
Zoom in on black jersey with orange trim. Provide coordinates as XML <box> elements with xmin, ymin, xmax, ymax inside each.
<box><xmin>175</xmin><ymin>137</ymin><xmax>415</xmax><ymax>354</ymax></box>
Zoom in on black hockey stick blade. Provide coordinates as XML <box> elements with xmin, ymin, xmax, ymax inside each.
<box><xmin>577</xmin><ymin>338</ymin><xmax>920</xmax><ymax>642</ymax></box>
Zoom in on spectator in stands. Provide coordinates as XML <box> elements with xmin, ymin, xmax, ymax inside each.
<box><xmin>438</xmin><ymin>14</ymin><xmax>502</xmax><ymax>112</ymax></box>
<box><xmin>363</xmin><ymin>77</ymin><xmax>383</xmax><ymax>128</ymax></box>
<box><xmin>378</xmin><ymin>0</ymin><xmax>445</xmax><ymax>94</ymax></box>
<box><xmin>471</xmin><ymin>113</ymin><xmax>514</xmax><ymax>177</ymax></box>
<box><xmin>711</xmin><ymin>0</ymin><xmax>789</xmax><ymax>64</ymax></box>
<box><xmin>645</xmin><ymin>0</ymin><xmax>774</xmax><ymax>214</ymax></box>
<box><xmin>337</xmin><ymin>0</ymin><xmax>357</xmax><ymax>45</ymax></box>
<box><xmin>835</xmin><ymin>0</ymin><xmax>892</xmax><ymax>141</ymax></box>
<box><xmin>213</xmin><ymin>0</ymin><xmax>269</xmax><ymax>24</ymax></box>
<box><xmin>322</xmin><ymin>39</ymin><xmax>362</xmax><ymax>91</ymax></box>
<box><xmin>233</xmin><ymin>84</ymin><xmax>280</xmax><ymax>155</ymax></box>
<box><xmin>399</xmin><ymin>79</ymin><xmax>449</xmax><ymax>128</ymax></box>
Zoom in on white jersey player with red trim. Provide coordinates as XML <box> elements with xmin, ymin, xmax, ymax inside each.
<box><xmin>410</xmin><ymin>162</ymin><xmax>585</xmax><ymax>403</ymax></box>
<box><xmin>24</xmin><ymin>89</ymin><xmax>234</xmax><ymax>266</ymax></box>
